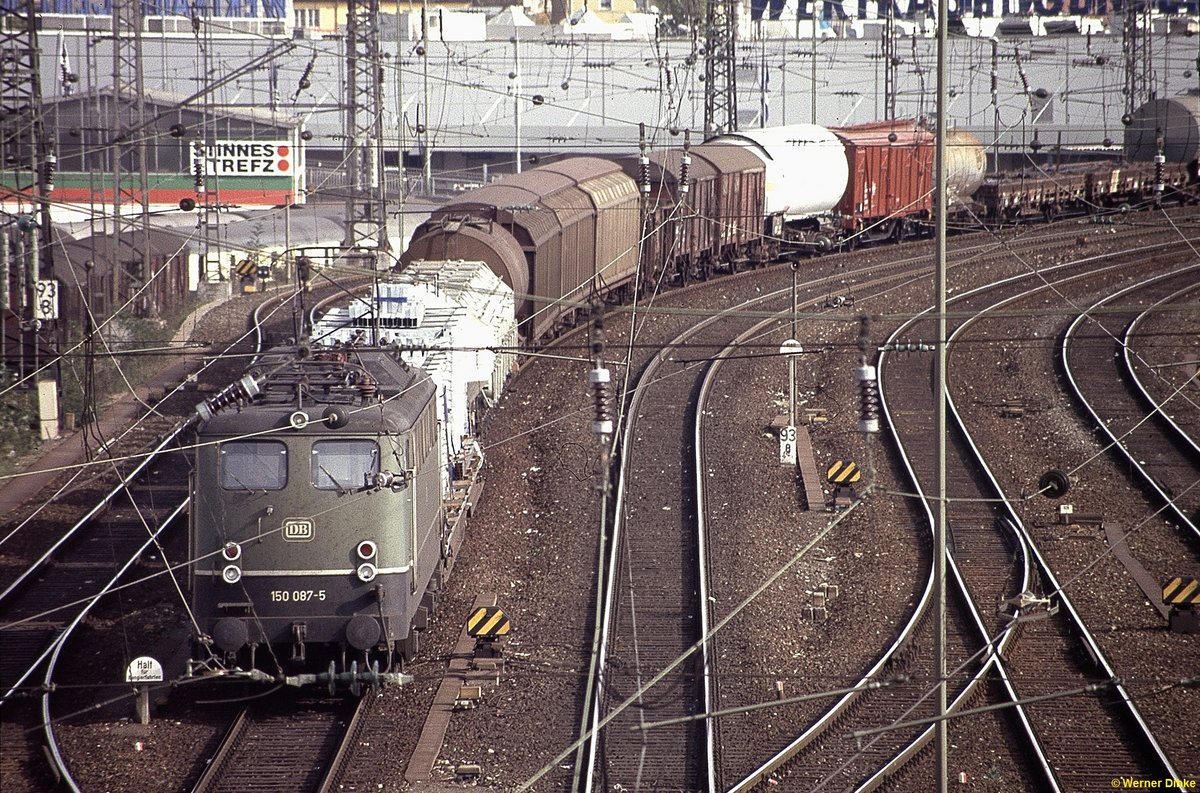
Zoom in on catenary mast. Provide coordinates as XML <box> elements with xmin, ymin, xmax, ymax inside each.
<box><xmin>703</xmin><ymin>0</ymin><xmax>738</xmax><ymax>136</ymax></box>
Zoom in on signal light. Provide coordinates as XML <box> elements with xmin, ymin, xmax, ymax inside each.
<box><xmin>221</xmin><ymin>542</ymin><xmax>242</xmax><ymax>561</ymax></box>
<box><xmin>357</xmin><ymin>540</ymin><xmax>377</xmax><ymax>560</ymax></box>
<box><xmin>221</xmin><ymin>564</ymin><xmax>242</xmax><ymax>584</ymax></box>
<box><xmin>356</xmin><ymin>562</ymin><xmax>377</xmax><ymax>583</ymax></box>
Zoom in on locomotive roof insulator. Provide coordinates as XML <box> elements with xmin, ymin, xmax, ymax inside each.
<box><xmin>323</xmin><ymin>405</ymin><xmax>351</xmax><ymax>429</ymax></box>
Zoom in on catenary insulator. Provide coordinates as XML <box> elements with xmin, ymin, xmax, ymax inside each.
<box><xmin>43</xmin><ymin>153</ymin><xmax>56</xmax><ymax>192</ymax></box>
<box><xmin>194</xmin><ymin>159</ymin><xmax>205</xmax><ymax>193</ymax></box>
<box><xmin>679</xmin><ymin>153</ymin><xmax>691</xmax><ymax>196</ymax></box>
<box><xmin>590</xmin><ymin>367</ymin><xmax>614</xmax><ymax>437</ymax></box>
<box><xmin>195</xmin><ymin>375</ymin><xmax>261</xmax><ymax>422</ymax></box>
<box><xmin>856</xmin><ymin>362</ymin><xmax>880</xmax><ymax>434</ymax></box>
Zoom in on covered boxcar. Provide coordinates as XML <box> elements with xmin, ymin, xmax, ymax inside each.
<box><xmin>400</xmin><ymin>191</ymin><xmax>532</xmax><ymax>320</ymax></box>
<box><xmin>540</xmin><ymin>158</ymin><xmax>640</xmax><ymax>300</ymax></box>
<box><xmin>694</xmin><ymin>143</ymin><xmax>770</xmax><ymax>268</ymax></box>
<box><xmin>833</xmin><ymin>122</ymin><xmax>935</xmax><ymax>239</ymax></box>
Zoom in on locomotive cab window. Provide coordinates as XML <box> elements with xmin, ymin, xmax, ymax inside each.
<box><xmin>220</xmin><ymin>441</ymin><xmax>288</xmax><ymax>491</ymax></box>
<box><xmin>311</xmin><ymin>440</ymin><xmax>380</xmax><ymax>491</ymax></box>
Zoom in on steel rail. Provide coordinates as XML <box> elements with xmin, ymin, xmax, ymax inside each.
<box><xmin>1124</xmin><ymin>282</ymin><xmax>1200</xmax><ymax>468</ymax></box>
<box><xmin>0</xmin><ymin>418</ymin><xmax>193</xmax><ymax>615</ymax></box>
<box><xmin>40</xmin><ymin>499</ymin><xmax>189</xmax><ymax>793</ymax></box>
<box><xmin>571</xmin><ymin>226</ymin><xmax>1195</xmax><ymax>792</ymax></box>
<box><xmin>860</xmin><ymin>249</ymin><xmax>1200</xmax><ymax>788</ymax></box>
<box><xmin>957</xmin><ymin>264</ymin><xmax>1188</xmax><ymax>780</ymax></box>
<box><xmin>722</xmin><ymin>252</ymin><xmax>1124</xmax><ymax>792</ymax></box>
<box><xmin>579</xmin><ymin>263</ymin><xmax>907</xmax><ymax>792</ymax></box>
<box><xmin>691</xmin><ymin>291</ymin><xmax>944</xmax><ymax>793</ymax></box>
<box><xmin>187</xmin><ymin>707</ymin><xmax>252</xmax><ymax>793</ymax></box>
<box><xmin>1059</xmin><ymin>267</ymin><xmax>1200</xmax><ymax>542</ymax></box>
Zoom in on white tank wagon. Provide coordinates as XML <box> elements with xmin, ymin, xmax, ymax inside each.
<box><xmin>942</xmin><ymin>129</ymin><xmax>988</xmax><ymax>206</ymax></box>
<box><xmin>709</xmin><ymin>123</ymin><xmax>849</xmax><ymax>220</ymax></box>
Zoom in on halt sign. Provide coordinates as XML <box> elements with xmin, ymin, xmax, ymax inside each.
<box><xmin>125</xmin><ymin>656</ymin><xmax>164</xmax><ymax>684</ymax></box>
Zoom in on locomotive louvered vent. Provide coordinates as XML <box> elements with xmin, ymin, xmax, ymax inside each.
<box><xmin>349</xmin><ymin>316</ymin><xmax>419</xmax><ymax>329</ymax></box>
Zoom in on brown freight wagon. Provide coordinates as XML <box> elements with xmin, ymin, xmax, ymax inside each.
<box><xmin>540</xmin><ymin>158</ymin><xmax>640</xmax><ymax>301</ymax></box>
<box><xmin>1090</xmin><ymin>160</ymin><xmax>1194</xmax><ymax>208</ymax></box>
<box><xmin>976</xmin><ymin>166</ymin><xmax>1091</xmax><ymax>221</ymax></box>
<box><xmin>620</xmin><ymin>147</ymin><xmax>720</xmax><ymax>284</ymax></box>
<box><xmin>399</xmin><ymin>185</ymin><xmax>535</xmax><ymax>323</ymax></box>
<box><xmin>832</xmin><ymin>122</ymin><xmax>934</xmax><ymax>238</ymax></box>
<box><xmin>692</xmin><ymin>142</ymin><xmax>769</xmax><ymax>269</ymax></box>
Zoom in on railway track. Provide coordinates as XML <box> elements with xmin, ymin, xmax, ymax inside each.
<box><xmin>881</xmin><ymin>249</ymin><xmax>1188</xmax><ymax>789</ymax></box>
<box><xmin>0</xmin><ymin>284</ymin><xmax>345</xmax><ymax>790</ymax></box>
<box><xmin>0</xmin><ymin>416</ymin><xmax>192</xmax><ymax>706</ymax></box>
<box><xmin>190</xmin><ymin>694</ymin><xmax>369</xmax><ymax>793</ymax></box>
<box><xmin>687</xmin><ymin>230</ymin><xmax>1200</xmax><ymax>790</ymax></box>
<box><xmin>561</xmin><ymin>216</ymin><xmax>1200</xmax><ymax>792</ymax></box>
<box><xmin>572</xmin><ymin>248</ymin><xmax>966</xmax><ymax>790</ymax></box>
<box><xmin>1062</xmin><ymin>266</ymin><xmax>1200</xmax><ymax>545</ymax></box>
<box><xmin>936</xmin><ymin>254</ymin><xmax>1196</xmax><ymax>788</ymax></box>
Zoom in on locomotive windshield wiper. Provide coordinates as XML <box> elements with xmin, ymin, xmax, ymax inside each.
<box><xmin>227</xmin><ymin>472</ymin><xmax>261</xmax><ymax>496</ymax></box>
<box><xmin>319</xmin><ymin>464</ymin><xmax>353</xmax><ymax>495</ymax></box>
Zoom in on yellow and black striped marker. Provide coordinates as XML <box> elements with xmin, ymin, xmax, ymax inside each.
<box><xmin>235</xmin><ymin>259</ymin><xmax>257</xmax><ymax>277</ymax></box>
<box><xmin>467</xmin><ymin>605</ymin><xmax>511</xmax><ymax>638</ymax></box>
<box><xmin>1162</xmin><ymin>577</ymin><xmax>1200</xmax><ymax>606</ymax></box>
<box><xmin>826</xmin><ymin>460</ymin><xmax>862</xmax><ymax>484</ymax></box>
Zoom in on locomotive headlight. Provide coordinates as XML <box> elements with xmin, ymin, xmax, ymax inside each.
<box><xmin>221</xmin><ymin>541</ymin><xmax>242</xmax><ymax>562</ymax></box>
<box><xmin>221</xmin><ymin>564</ymin><xmax>242</xmax><ymax>584</ymax></box>
<box><xmin>356</xmin><ymin>562</ymin><xmax>378</xmax><ymax>583</ymax></box>
<box><xmin>356</xmin><ymin>540</ymin><xmax>377</xmax><ymax>561</ymax></box>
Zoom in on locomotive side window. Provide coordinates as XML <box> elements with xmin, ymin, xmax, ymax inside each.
<box><xmin>311</xmin><ymin>440</ymin><xmax>380</xmax><ymax>490</ymax></box>
<box><xmin>220</xmin><ymin>441</ymin><xmax>288</xmax><ymax>491</ymax></box>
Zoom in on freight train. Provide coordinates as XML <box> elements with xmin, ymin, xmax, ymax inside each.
<box><xmin>401</xmin><ymin>119</ymin><xmax>1197</xmax><ymax>341</ymax></box>
<box><xmin>185</xmin><ymin>115</ymin><xmax>1195</xmax><ymax>684</ymax></box>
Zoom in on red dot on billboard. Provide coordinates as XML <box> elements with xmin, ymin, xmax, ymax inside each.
<box><xmin>278</xmin><ymin>159</ymin><xmax>290</xmax><ymax>172</ymax></box>
<box><xmin>278</xmin><ymin>145</ymin><xmax>289</xmax><ymax>156</ymax></box>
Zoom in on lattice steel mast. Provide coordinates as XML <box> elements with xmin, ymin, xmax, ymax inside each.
<box><xmin>344</xmin><ymin>0</ymin><xmax>389</xmax><ymax>252</ymax></box>
<box><xmin>703</xmin><ymin>0</ymin><xmax>738</xmax><ymax>137</ymax></box>
<box><xmin>0</xmin><ymin>0</ymin><xmax>55</xmax><ymax>367</ymax></box>
<box><xmin>1122</xmin><ymin>0</ymin><xmax>1155</xmax><ymax>119</ymax></box>
<box><xmin>882</xmin><ymin>2</ymin><xmax>897</xmax><ymax>120</ymax></box>
<box><xmin>111</xmin><ymin>0</ymin><xmax>154</xmax><ymax>314</ymax></box>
